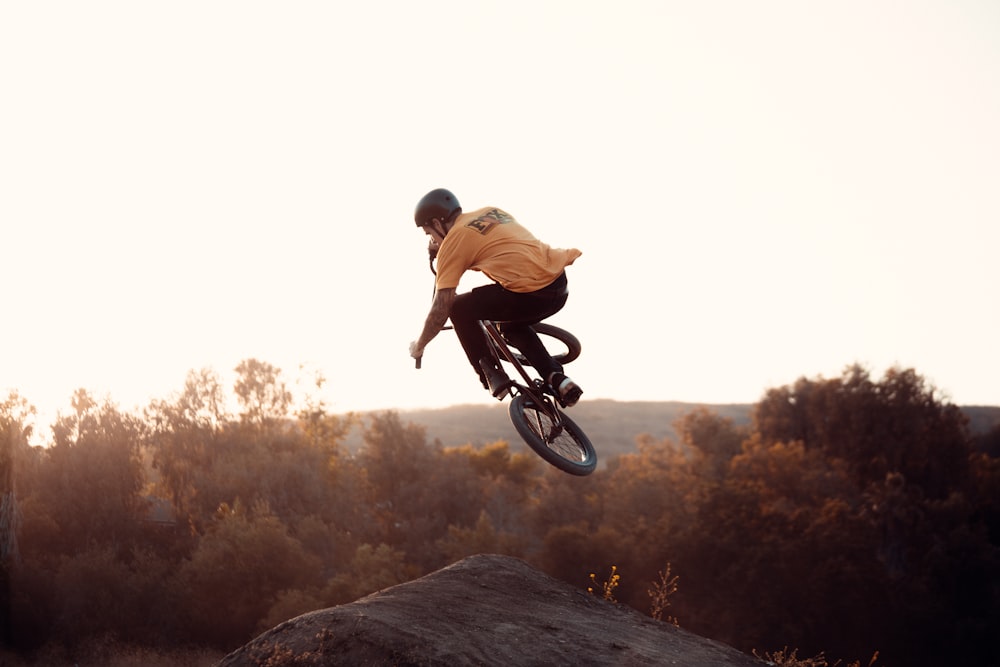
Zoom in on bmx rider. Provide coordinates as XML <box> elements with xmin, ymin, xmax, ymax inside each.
<box><xmin>408</xmin><ymin>188</ymin><xmax>584</xmax><ymax>407</ymax></box>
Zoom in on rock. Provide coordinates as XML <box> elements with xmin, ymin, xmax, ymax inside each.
<box><xmin>219</xmin><ymin>554</ymin><xmax>761</xmax><ymax>667</ymax></box>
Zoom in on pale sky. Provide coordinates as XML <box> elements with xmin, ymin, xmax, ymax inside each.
<box><xmin>3</xmin><ymin>1</ymin><xmax>998</xmax><ymax>439</ymax></box>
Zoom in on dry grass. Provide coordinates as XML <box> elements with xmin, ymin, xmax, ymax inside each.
<box><xmin>647</xmin><ymin>562</ymin><xmax>680</xmax><ymax>626</ymax></box>
<box><xmin>753</xmin><ymin>646</ymin><xmax>881</xmax><ymax>667</ymax></box>
<box><xmin>1</xmin><ymin>638</ymin><xmax>224</xmax><ymax>667</ymax></box>
<box><xmin>587</xmin><ymin>564</ymin><xmax>621</xmax><ymax>602</ymax></box>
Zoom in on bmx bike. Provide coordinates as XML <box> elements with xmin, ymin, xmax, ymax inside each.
<box><xmin>417</xmin><ymin>319</ymin><xmax>597</xmax><ymax>476</ymax></box>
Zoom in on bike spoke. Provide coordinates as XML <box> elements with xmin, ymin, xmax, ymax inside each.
<box><xmin>524</xmin><ymin>406</ymin><xmax>585</xmax><ymax>463</ymax></box>
<box><xmin>506</xmin><ymin>369</ymin><xmax>596</xmax><ymax>475</ymax></box>
<box><xmin>548</xmin><ymin>431</ymin><xmax>587</xmax><ymax>462</ymax></box>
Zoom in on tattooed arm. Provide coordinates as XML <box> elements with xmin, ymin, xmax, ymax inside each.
<box><xmin>410</xmin><ymin>287</ymin><xmax>456</xmax><ymax>359</ymax></box>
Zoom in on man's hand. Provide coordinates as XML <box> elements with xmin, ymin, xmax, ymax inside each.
<box><xmin>411</xmin><ymin>287</ymin><xmax>455</xmax><ymax>369</ymax></box>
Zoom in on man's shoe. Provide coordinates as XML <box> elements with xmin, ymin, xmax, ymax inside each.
<box><xmin>479</xmin><ymin>358</ymin><xmax>513</xmax><ymax>399</ymax></box>
<box><xmin>548</xmin><ymin>372</ymin><xmax>583</xmax><ymax>407</ymax></box>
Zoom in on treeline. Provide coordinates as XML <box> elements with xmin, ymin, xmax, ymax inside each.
<box><xmin>1</xmin><ymin>361</ymin><xmax>998</xmax><ymax>665</ymax></box>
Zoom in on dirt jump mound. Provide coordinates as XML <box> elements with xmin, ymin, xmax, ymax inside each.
<box><xmin>219</xmin><ymin>553</ymin><xmax>761</xmax><ymax>667</ymax></box>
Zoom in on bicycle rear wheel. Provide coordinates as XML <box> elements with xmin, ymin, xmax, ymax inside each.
<box><xmin>505</xmin><ymin>322</ymin><xmax>581</xmax><ymax>366</ymax></box>
<box><xmin>509</xmin><ymin>394</ymin><xmax>596</xmax><ymax>476</ymax></box>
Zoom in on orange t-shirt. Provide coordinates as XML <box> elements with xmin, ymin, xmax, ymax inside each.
<box><xmin>434</xmin><ymin>207</ymin><xmax>581</xmax><ymax>293</ymax></box>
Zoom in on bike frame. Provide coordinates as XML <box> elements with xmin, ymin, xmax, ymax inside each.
<box><xmin>479</xmin><ymin>319</ymin><xmax>566</xmax><ymax>434</ymax></box>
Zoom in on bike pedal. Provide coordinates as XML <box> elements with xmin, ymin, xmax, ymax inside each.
<box><xmin>560</xmin><ymin>384</ymin><xmax>583</xmax><ymax>408</ymax></box>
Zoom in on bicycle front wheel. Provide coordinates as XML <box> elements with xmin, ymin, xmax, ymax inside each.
<box><xmin>509</xmin><ymin>394</ymin><xmax>596</xmax><ymax>476</ymax></box>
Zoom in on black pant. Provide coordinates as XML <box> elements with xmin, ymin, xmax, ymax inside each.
<box><xmin>450</xmin><ymin>272</ymin><xmax>569</xmax><ymax>382</ymax></box>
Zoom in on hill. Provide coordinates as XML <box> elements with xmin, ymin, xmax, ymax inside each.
<box><xmin>342</xmin><ymin>400</ymin><xmax>1000</xmax><ymax>462</ymax></box>
<box><xmin>345</xmin><ymin>400</ymin><xmax>755</xmax><ymax>461</ymax></box>
<box><xmin>218</xmin><ymin>554</ymin><xmax>762</xmax><ymax>667</ymax></box>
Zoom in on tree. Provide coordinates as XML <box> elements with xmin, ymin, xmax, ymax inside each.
<box><xmin>675</xmin><ymin>407</ymin><xmax>746</xmax><ymax>463</ymax></box>
<box><xmin>178</xmin><ymin>501</ymin><xmax>321</xmax><ymax>647</ymax></box>
<box><xmin>0</xmin><ymin>391</ymin><xmax>33</xmax><ymax>646</ymax></box>
<box><xmin>447</xmin><ymin>441</ymin><xmax>541</xmax><ymax>537</ymax></box>
<box><xmin>146</xmin><ymin>368</ymin><xmax>228</xmax><ymax>520</ymax></box>
<box><xmin>436</xmin><ymin>510</ymin><xmax>526</xmax><ymax>562</ymax></box>
<box><xmin>295</xmin><ymin>367</ymin><xmax>354</xmax><ymax>450</ymax></box>
<box><xmin>355</xmin><ymin>412</ymin><xmax>439</xmax><ymax>546</ymax></box>
<box><xmin>40</xmin><ymin>390</ymin><xmax>147</xmax><ymax>553</ymax></box>
<box><xmin>973</xmin><ymin>422</ymin><xmax>1000</xmax><ymax>458</ymax></box>
<box><xmin>323</xmin><ymin>543</ymin><xmax>413</xmax><ymax>606</ymax></box>
<box><xmin>754</xmin><ymin>365</ymin><xmax>972</xmax><ymax>498</ymax></box>
<box><xmin>233</xmin><ymin>359</ymin><xmax>292</xmax><ymax>428</ymax></box>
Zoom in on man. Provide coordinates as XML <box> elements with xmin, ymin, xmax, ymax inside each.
<box><xmin>408</xmin><ymin>188</ymin><xmax>583</xmax><ymax>407</ymax></box>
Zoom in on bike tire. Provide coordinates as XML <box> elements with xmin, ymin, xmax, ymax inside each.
<box><xmin>508</xmin><ymin>323</ymin><xmax>581</xmax><ymax>366</ymax></box>
<box><xmin>509</xmin><ymin>394</ymin><xmax>597</xmax><ymax>476</ymax></box>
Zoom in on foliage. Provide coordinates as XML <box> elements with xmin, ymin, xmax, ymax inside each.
<box><xmin>3</xmin><ymin>362</ymin><xmax>997</xmax><ymax>667</ymax></box>
<box><xmin>647</xmin><ymin>562</ymin><xmax>679</xmax><ymax>625</ymax></box>
<box><xmin>754</xmin><ymin>365</ymin><xmax>971</xmax><ymax>498</ymax></box>
<box><xmin>322</xmin><ymin>542</ymin><xmax>412</xmax><ymax>606</ymax></box>
<box><xmin>233</xmin><ymin>359</ymin><xmax>293</xmax><ymax>427</ymax></box>
<box><xmin>752</xmin><ymin>647</ymin><xmax>880</xmax><ymax>667</ymax></box>
<box><xmin>1</xmin><ymin>391</ymin><xmax>33</xmax><ymax>646</ymax></box>
<box><xmin>178</xmin><ymin>501</ymin><xmax>322</xmax><ymax>645</ymax></box>
<box><xmin>587</xmin><ymin>565</ymin><xmax>620</xmax><ymax>602</ymax></box>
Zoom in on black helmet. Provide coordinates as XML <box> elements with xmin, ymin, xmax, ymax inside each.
<box><xmin>414</xmin><ymin>188</ymin><xmax>461</xmax><ymax>227</ymax></box>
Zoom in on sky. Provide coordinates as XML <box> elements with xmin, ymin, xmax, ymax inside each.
<box><xmin>2</xmin><ymin>1</ymin><xmax>999</xmax><ymax>439</ymax></box>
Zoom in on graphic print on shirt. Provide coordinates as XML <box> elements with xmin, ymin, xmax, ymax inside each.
<box><xmin>465</xmin><ymin>208</ymin><xmax>514</xmax><ymax>235</ymax></box>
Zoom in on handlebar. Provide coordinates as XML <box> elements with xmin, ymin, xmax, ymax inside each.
<box><xmin>412</xmin><ymin>324</ymin><xmax>452</xmax><ymax>370</ymax></box>
<box><xmin>413</xmin><ymin>255</ymin><xmax>446</xmax><ymax>370</ymax></box>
